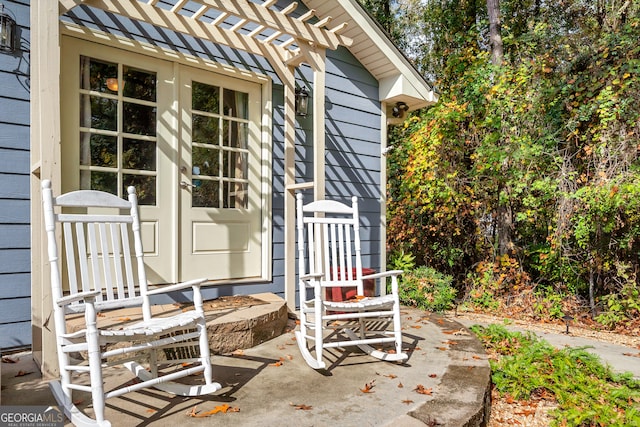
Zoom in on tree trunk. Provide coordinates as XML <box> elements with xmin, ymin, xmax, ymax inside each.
<box><xmin>487</xmin><ymin>0</ymin><xmax>504</xmax><ymax>66</ymax></box>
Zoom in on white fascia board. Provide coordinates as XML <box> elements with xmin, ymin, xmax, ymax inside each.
<box><xmin>379</xmin><ymin>73</ymin><xmax>438</xmax><ymax>110</ymax></box>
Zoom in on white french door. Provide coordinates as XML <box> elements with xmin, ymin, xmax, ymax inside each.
<box><xmin>178</xmin><ymin>67</ymin><xmax>264</xmax><ymax>280</ymax></box>
<box><xmin>61</xmin><ymin>36</ymin><xmax>267</xmax><ymax>284</ymax></box>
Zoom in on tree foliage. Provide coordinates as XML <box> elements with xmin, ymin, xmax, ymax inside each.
<box><xmin>376</xmin><ymin>0</ymin><xmax>640</xmax><ymax>327</ymax></box>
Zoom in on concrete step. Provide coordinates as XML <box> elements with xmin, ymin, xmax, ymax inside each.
<box><xmin>65</xmin><ymin>292</ymin><xmax>289</xmax><ymax>356</ymax></box>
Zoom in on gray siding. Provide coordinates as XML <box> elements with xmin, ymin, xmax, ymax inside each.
<box><xmin>48</xmin><ymin>1</ymin><xmax>383</xmax><ymax>309</ymax></box>
<box><xmin>0</xmin><ymin>0</ymin><xmax>31</xmax><ymax>350</ymax></box>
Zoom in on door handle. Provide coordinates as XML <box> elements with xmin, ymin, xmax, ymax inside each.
<box><xmin>180</xmin><ymin>180</ymin><xmax>196</xmax><ymax>189</ymax></box>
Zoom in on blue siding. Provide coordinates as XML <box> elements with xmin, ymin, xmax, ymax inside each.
<box><xmin>0</xmin><ymin>0</ymin><xmax>31</xmax><ymax>350</ymax></box>
<box><xmin>8</xmin><ymin>2</ymin><xmax>385</xmax><ymax>318</ymax></box>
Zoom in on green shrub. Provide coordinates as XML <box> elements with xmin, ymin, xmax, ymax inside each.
<box><xmin>388</xmin><ymin>250</ymin><xmax>416</xmax><ymax>273</ymax></box>
<box><xmin>398</xmin><ymin>266</ymin><xmax>457</xmax><ymax>312</ymax></box>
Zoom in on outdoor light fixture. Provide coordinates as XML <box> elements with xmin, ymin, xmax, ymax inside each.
<box><xmin>562</xmin><ymin>314</ymin><xmax>574</xmax><ymax>334</ymax></box>
<box><xmin>0</xmin><ymin>3</ymin><xmax>17</xmax><ymax>53</ymax></box>
<box><xmin>295</xmin><ymin>87</ymin><xmax>309</xmax><ymax>117</ymax></box>
<box><xmin>392</xmin><ymin>101</ymin><xmax>409</xmax><ymax>118</ymax></box>
<box><xmin>106</xmin><ymin>78</ymin><xmax>119</xmax><ymax>92</ymax></box>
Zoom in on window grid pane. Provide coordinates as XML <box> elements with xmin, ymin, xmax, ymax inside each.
<box><xmin>79</xmin><ymin>56</ymin><xmax>158</xmax><ymax>205</ymax></box>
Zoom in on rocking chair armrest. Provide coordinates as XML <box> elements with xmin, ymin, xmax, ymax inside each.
<box><xmin>56</xmin><ymin>290</ymin><xmax>101</xmax><ymax>307</ymax></box>
<box><xmin>300</xmin><ymin>273</ymin><xmax>324</xmax><ymax>282</ymax></box>
<box><xmin>146</xmin><ymin>278</ymin><xmax>208</xmax><ymax>296</ymax></box>
<box><xmin>361</xmin><ymin>270</ymin><xmax>403</xmax><ymax>280</ymax></box>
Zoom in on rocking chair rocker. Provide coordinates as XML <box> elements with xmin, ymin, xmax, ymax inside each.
<box><xmin>295</xmin><ymin>193</ymin><xmax>408</xmax><ymax>370</ymax></box>
<box><xmin>41</xmin><ymin>180</ymin><xmax>221</xmax><ymax>426</ymax></box>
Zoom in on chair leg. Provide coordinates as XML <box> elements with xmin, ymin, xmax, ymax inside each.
<box><xmin>197</xmin><ymin>318</ymin><xmax>213</xmax><ymax>385</ymax></box>
<box><xmin>314</xmin><ymin>296</ymin><xmax>324</xmax><ymax>367</ymax></box>
<box><xmin>392</xmin><ymin>302</ymin><xmax>403</xmax><ymax>356</ymax></box>
<box><xmin>85</xmin><ymin>304</ymin><xmax>107</xmax><ymax>425</ymax></box>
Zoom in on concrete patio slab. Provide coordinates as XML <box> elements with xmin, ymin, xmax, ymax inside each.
<box><xmin>1</xmin><ymin>298</ymin><xmax>491</xmax><ymax>427</ymax></box>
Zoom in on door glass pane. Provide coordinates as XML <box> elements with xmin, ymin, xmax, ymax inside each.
<box><xmin>81</xmin><ymin>170</ymin><xmax>117</xmax><ymax>194</ymax></box>
<box><xmin>223</xmin><ymin>182</ymin><xmax>247</xmax><ymax>208</ymax></box>
<box><xmin>80</xmin><ymin>57</ymin><xmax>117</xmax><ymax>94</ymax></box>
<box><xmin>80</xmin><ymin>133</ymin><xmax>117</xmax><ymax>167</ymax></box>
<box><xmin>123</xmin><ymin>175</ymin><xmax>156</xmax><ymax>205</ymax></box>
<box><xmin>80</xmin><ymin>95</ymin><xmax>117</xmax><ymax>130</ymax></box>
<box><xmin>191</xmin><ymin>81</ymin><xmax>249</xmax><ymax>209</ymax></box>
<box><xmin>123</xmin><ymin>138</ymin><xmax>156</xmax><ymax>171</ymax></box>
<box><xmin>78</xmin><ymin>56</ymin><xmax>158</xmax><ymax>205</ymax></box>
<box><xmin>192</xmin><ymin>180</ymin><xmax>219</xmax><ymax>208</ymax></box>
<box><xmin>222</xmin><ymin>120</ymin><xmax>248</xmax><ymax>148</ymax></box>
<box><xmin>123</xmin><ymin>67</ymin><xmax>156</xmax><ymax>101</ymax></box>
<box><xmin>123</xmin><ymin>102</ymin><xmax>156</xmax><ymax>136</ymax></box>
<box><xmin>224</xmin><ymin>151</ymin><xmax>248</xmax><ymax>179</ymax></box>
<box><xmin>192</xmin><ymin>82</ymin><xmax>219</xmax><ymax>113</ymax></box>
<box><xmin>192</xmin><ymin>146</ymin><xmax>219</xmax><ymax>176</ymax></box>
<box><xmin>223</xmin><ymin>89</ymin><xmax>248</xmax><ymax>119</ymax></box>
<box><xmin>193</xmin><ymin>115</ymin><xmax>219</xmax><ymax>143</ymax></box>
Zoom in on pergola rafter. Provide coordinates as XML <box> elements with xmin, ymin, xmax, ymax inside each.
<box><xmin>59</xmin><ymin>0</ymin><xmax>351</xmax><ymax>67</ymax></box>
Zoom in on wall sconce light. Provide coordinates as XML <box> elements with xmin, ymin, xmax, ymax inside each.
<box><xmin>295</xmin><ymin>87</ymin><xmax>309</xmax><ymax>117</ymax></box>
<box><xmin>0</xmin><ymin>4</ymin><xmax>17</xmax><ymax>53</ymax></box>
<box><xmin>392</xmin><ymin>101</ymin><xmax>409</xmax><ymax>118</ymax></box>
<box><xmin>106</xmin><ymin>78</ymin><xmax>119</xmax><ymax>92</ymax></box>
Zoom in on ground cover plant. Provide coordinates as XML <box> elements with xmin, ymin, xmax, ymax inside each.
<box><xmin>471</xmin><ymin>324</ymin><xmax>640</xmax><ymax>426</ymax></box>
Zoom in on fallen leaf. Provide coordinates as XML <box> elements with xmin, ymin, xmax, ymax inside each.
<box><xmin>402</xmin><ymin>399</ymin><xmax>414</xmax><ymax>404</ymax></box>
<box><xmin>436</xmin><ymin>347</ymin><xmax>447</xmax><ymax>351</ymax></box>
<box><xmin>146</xmin><ymin>409</ymin><xmax>157</xmax><ymax>413</ymax></box>
<box><xmin>211</xmin><ymin>404</ymin><xmax>239</xmax><ymax>414</ymax></box>
<box><xmin>515</xmin><ymin>408</ymin><xmax>537</xmax><ymax>416</ymax></box>
<box><xmin>429</xmin><ymin>373</ymin><xmax>437</xmax><ymax>378</ymax></box>
<box><xmin>15</xmin><ymin>370</ymin><xmax>32</xmax><ymax>377</ymax></box>
<box><xmin>290</xmin><ymin>402</ymin><xmax>313</xmax><ymax>410</ymax></box>
<box><xmin>442</xmin><ymin>340</ymin><xmax>459</xmax><ymax>346</ymax></box>
<box><xmin>411</xmin><ymin>325</ymin><xmax>422</xmax><ymax>329</ymax></box>
<box><xmin>186</xmin><ymin>404</ymin><xmax>239</xmax><ymax>417</ymax></box>
<box><xmin>623</xmin><ymin>352</ymin><xmax>640</xmax><ymax>358</ymax></box>
<box><xmin>285</xmin><ymin>354</ymin><xmax>294</xmax><ymax>360</ymax></box>
<box><xmin>97</xmin><ymin>312</ymin><xmax>105</xmax><ymax>317</ymax></box>
<box><xmin>398</xmin><ymin>382</ymin><xmax>404</xmax><ymax>388</ymax></box>
<box><xmin>2</xmin><ymin>356</ymin><xmax>18</xmax><ymax>363</ymax></box>
<box><xmin>270</xmin><ymin>360</ymin><xmax>283</xmax><ymax>367</ymax></box>
<box><xmin>383</xmin><ymin>374</ymin><xmax>397</xmax><ymax>379</ymax></box>
<box><xmin>118</xmin><ymin>317</ymin><xmax>131</xmax><ymax>321</ymax></box>
<box><xmin>414</xmin><ymin>384</ymin><xmax>433</xmax><ymax>395</ymax></box>
<box><xmin>231</xmin><ymin>349</ymin><xmax>245</xmax><ymax>356</ymax></box>
<box><xmin>472</xmin><ymin>355</ymin><xmax>482</xmax><ymax>360</ymax></box>
<box><xmin>360</xmin><ymin>379</ymin><xmax>376</xmax><ymax>393</ymax></box>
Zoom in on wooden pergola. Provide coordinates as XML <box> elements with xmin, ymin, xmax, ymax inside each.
<box><xmin>30</xmin><ymin>0</ymin><xmax>352</xmax><ymax>374</ymax></box>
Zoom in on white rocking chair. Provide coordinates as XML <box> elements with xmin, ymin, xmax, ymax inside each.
<box><xmin>41</xmin><ymin>180</ymin><xmax>221</xmax><ymax>427</ymax></box>
<box><xmin>295</xmin><ymin>193</ymin><xmax>408</xmax><ymax>370</ymax></box>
